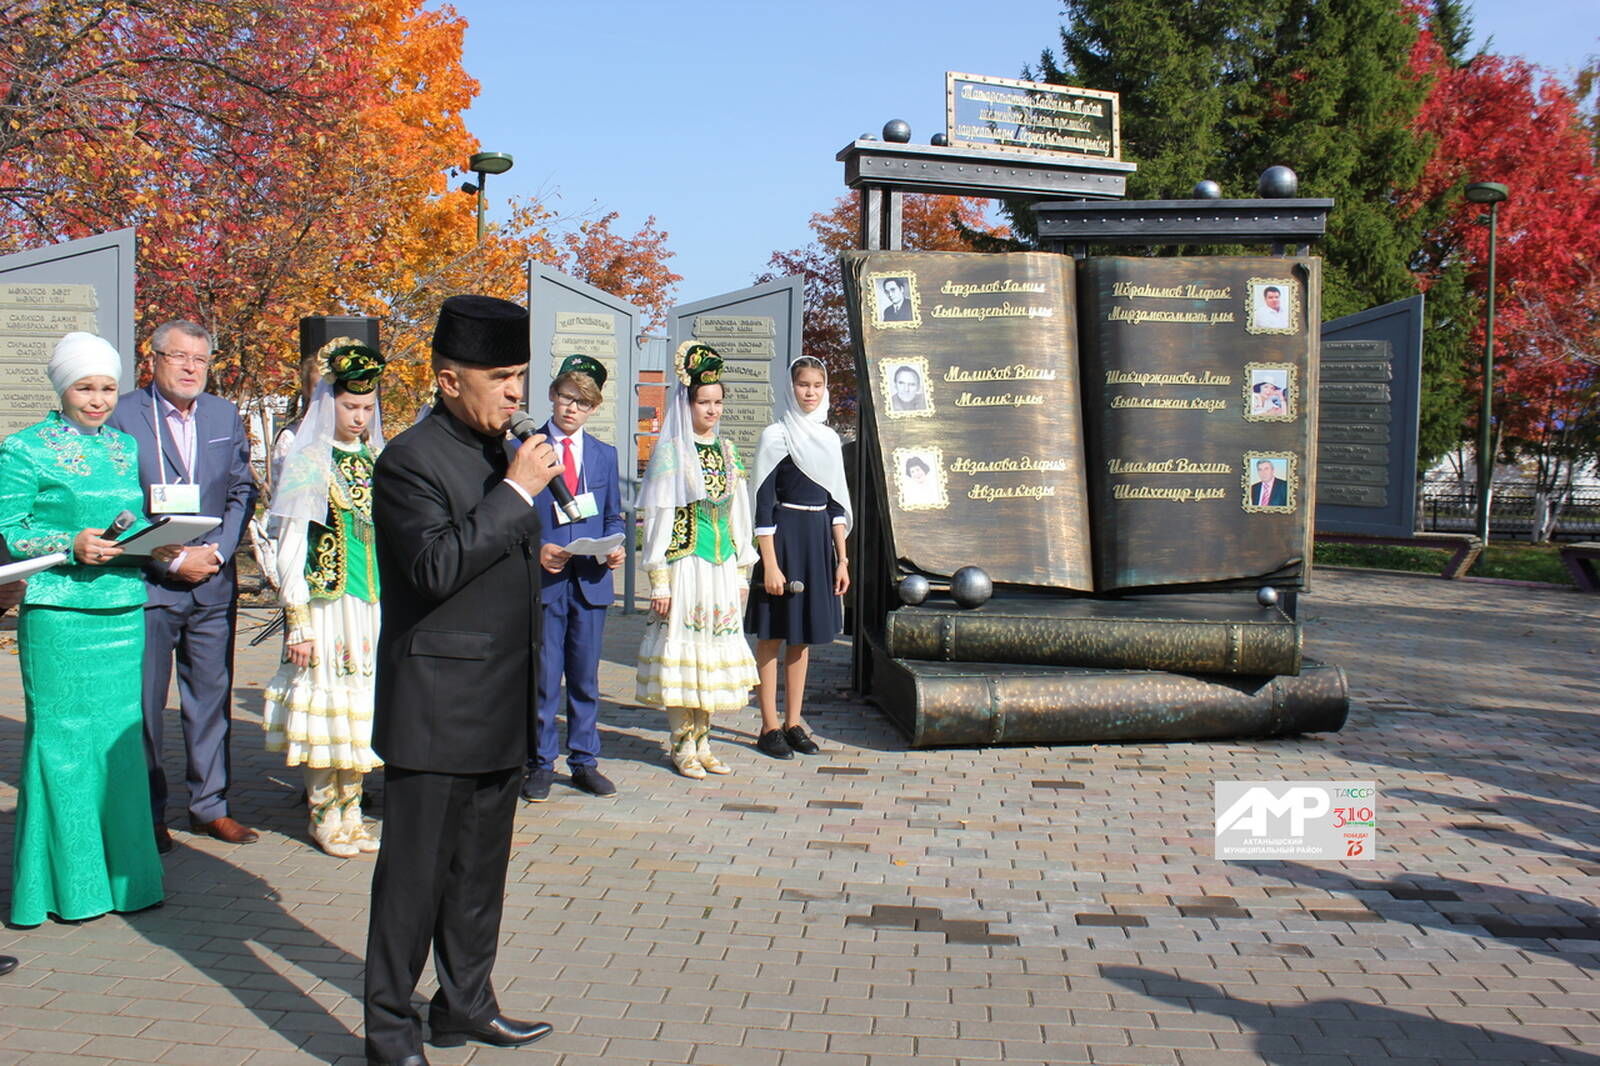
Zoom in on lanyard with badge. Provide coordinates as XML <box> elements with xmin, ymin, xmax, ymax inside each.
<box><xmin>550</xmin><ymin>430</ymin><xmax>600</xmax><ymax>526</ymax></box>
<box><xmin>149</xmin><ymin>387</ymin><xmax>202</xmax><ymax>514</ymax></box>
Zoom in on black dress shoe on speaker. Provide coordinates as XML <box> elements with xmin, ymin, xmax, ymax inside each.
<box><xmin>784</xmin><ymin>725</ymin><xmax>821</xmax><ymax>755</ymax></box>
<box><xmin>366</xmin><ymin>1054</ymin><xmax>428</xmax><ymax>1066</ymax></box>
<box><xmin>429</xmin><ymin>1013</ymin><xmax>552</xmax><ymax>1048</ymax></box>
<box><xmin>0</xmin><ymin>955</ymin><xmax>18</xmax><ymax>977</ymax></box>
<box><xmin>520</xmin><ymin>766</ymin><xmax>553</xmax><ymax>803</ymax></box>
<box><xmin>570</xmin><ymin>765</ymin><xmax>617</xmax><ymax>797</ymax></box>
<box><xmin>756</xmin><ymin>728</ymin><xmax>794</xmax><ymax>759</ymax></box>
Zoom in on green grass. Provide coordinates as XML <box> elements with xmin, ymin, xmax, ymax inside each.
<box><xmin>1314</xmin><ymin>540</ymin><xmax>1575</xmax><ymax>586</ymax></box>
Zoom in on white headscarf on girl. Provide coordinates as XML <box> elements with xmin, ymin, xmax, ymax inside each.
<box><xmin>270</xmin><ymin>340</ymin><xmax>386</xmax><ymax>525</ymax></box>
<box><xmin>752</xmin><ymin>355</ymin><xmax>853</xmax><ymax>534</ymax></box>
<box><xmin>639</xmin><ymin>341</ymin><xmax>740</xmax><ymax>511</ymax></box>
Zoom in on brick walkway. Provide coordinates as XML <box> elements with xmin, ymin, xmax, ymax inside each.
<box><xmin>1</xmin><ymin>568</ymin><xmax>1597</xmax><ymax>1065</ymax></box>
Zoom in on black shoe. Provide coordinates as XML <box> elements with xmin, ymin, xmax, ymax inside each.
<box><xmin>784</xmin><ymin>725</ymin><xmax>821</xmax><ymax>755</ymax></box>
<box><xmin>0</xmin><ymin>955</ymin><xmax>18</xmax><ymax>977</ymax></box>
<box><xmin>366</xmin><ymin>1054</ymin><xmax>428</xmax><ymax>1066</ymax></box>
<box><xmin>429</xmin><ymin>1013</ymin><xmax>552</xmax><ymax>1048</ymax></box>
<box><xmin>570</xmin><ymin>765</ymin><xmax>616</xmax><ymax>797</ymax></box>
<box><xmin>756</xmin><ymin>729</ymin><xmax>793</xmax><ymax>759</ymax></box>
<box><xmin>520</xmin><ymin>767</ymin><xmax>553</xmax><ymax>803</ymax></box>
<box><xmin>153</xmin><ymin>823</ymin><xmax>173</xmax><ymax>854</ymax></box>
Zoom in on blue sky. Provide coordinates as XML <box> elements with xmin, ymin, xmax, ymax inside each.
<box><xmin>447</xmin><ymin>0</ymin><xmax>1599</xmax><ymax>312</ymax></box>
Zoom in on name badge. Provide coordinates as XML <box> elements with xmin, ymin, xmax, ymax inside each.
<box><xmin>553</xmin><ymin>491</ymin><xmax>600</xmax><ymax>526</ymax></box>
<box><xmin>150</xmin><ymin>483</ymin><xmax>201</xmax><ymax>514</ymax></box>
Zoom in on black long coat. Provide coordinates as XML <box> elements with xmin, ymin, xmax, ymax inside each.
<box><xmin>371</xmin><ymin>404</ymin><xmax>543</xmax><ymax>773</ymax></box>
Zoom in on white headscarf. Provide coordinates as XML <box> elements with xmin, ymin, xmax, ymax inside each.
<box><xmin>752</xmin><ymin>355</ymin><xmax>852</xmax><ymax>533</ymax></box>
<box><xmin>48</xmin><ymin>331</ymin><xmax>121</xmax><ymax>396</ymax></box>
<box><xmin>269</xmin><ymin>377</ymin><xmax>386</xmax><ymax>524</ymax></box>
<box><xmin>639</xmin><ymin>341</ymin><xmax>738</xmax><ymax>511</ymax></box>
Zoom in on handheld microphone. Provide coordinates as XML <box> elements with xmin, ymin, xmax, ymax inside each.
<box><xmin>509</xmin><ymin>411</ymin><xmax>582</xmax><ymax>522</ymax></box>
<box><xmin>782</xmin><ymin>580</ymin><xmax>804</xmax><ymax>595</ymax></box>
<box><xmin>102</xmin><ymin>510</ymin><xmax>137</xmax><ymax>539</ymax></box>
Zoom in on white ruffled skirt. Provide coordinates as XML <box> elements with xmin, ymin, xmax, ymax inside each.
<box><xmin>637</xmin><ymin>556</ymin><xmax>758</xmax><ymax>713</ymax></box>
<box><xmin>262</xmin><ymin>594</ymin><xmax>381</xmax><ymax>771</ymax></box>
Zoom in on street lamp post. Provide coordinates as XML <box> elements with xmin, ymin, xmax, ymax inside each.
<box><xmin>461</xmin><ymin>151</ymin><xmax>514</xmax><ymax>242</ymax></box>
<box><xmin>1464</xmin><ymin>181</ymin><xmax>1508</xmax><ymax>546</ymax></box>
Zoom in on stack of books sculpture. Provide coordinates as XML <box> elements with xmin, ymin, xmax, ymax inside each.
<box><xmin>844</xmin><ymin>249</ymin><xmax>1348</xmax><ymax>746</ymax></box>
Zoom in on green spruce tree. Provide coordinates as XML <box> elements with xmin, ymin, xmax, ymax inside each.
<box><xmin>1017</xmin><ymin>0</ymin><xmax>1472</xmax><ymax>467</ymax></box>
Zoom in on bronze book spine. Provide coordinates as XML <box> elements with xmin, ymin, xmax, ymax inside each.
<box><xmin>883</xmin><ymin>611</ymin><xmax>1301</xmax><ymax>676</ymax></box>
<box><xmin>869</xmin><ymin>654</ymin><xmax>1347</xmax><ymax>748</ymax></box>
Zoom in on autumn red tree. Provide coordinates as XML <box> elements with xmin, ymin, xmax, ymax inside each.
<box><xmin>759</xmin><ymin>194</ymin><xmax>1009</xmax><ymax>430</ymax></box>
<box><xmin>1404</xmin><ymin>39</ymin><xmax>1600</xmax><ymax>536</ymax></box>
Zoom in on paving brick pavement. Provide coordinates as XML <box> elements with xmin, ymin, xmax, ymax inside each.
<box><xmin>0</xmin><ymin>567</ymin><xmax>1596</xmax><ymax>1065</ymax></box>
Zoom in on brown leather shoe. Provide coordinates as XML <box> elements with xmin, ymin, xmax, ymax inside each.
<box><xmin>188</xmin><ymin>816</ymin><xmax>259</xmax><ymax>844</ymax></box>
<box><xmin>153</xmin><ymin>823</ymin><xmax>173</xmax><ymax>854</ymax></box>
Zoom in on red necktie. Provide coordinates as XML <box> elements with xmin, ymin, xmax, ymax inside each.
<box><xmin>1260</xmin><ymin>480</ymin><xmax>1271</xmax><ymax>505</ymax></box>
<box><xmin>562</xmin><ymin>437</ymin><xmax>579</xmax><ymax>495</ymax></box>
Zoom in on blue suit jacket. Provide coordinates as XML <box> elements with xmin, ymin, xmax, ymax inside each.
<box><xmin>107</xmin><ymin>386</ymin><xmax>258</xmax><ymax>607</ymax></box>
<box><xmin>535</xmin><ymin>429</ymin><xmax>624</xmax><ymax>609</ymax></box>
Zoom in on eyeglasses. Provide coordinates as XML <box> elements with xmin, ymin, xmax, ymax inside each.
<box><xmin>553</xmin><ymin>392</ymin><xmax>596</xmax><ymax>412</ymax></box>
<box><xmin>154</xmin><ymin>349</ymin><xmax>211</xmax><ymax>370</ymax></box>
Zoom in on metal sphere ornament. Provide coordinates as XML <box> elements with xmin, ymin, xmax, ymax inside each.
<box><xmin>1193</xmin><ymin>179</ymin><xmax>1222</xmax><ymax>200</ymax></box>
<box><xmin>1257</xmin><ymin>165</ymin><xmax>1299</xmax><ymax>198</ymax></box>
<box><xmin>1256</xmin><ymin>585</ymin><xmax>1280</xmax><ymax>608</ymax></box>
<box><xmin>949</xmin><ymin>566</ymin><xmax>993</xmax><ymax>609</ymax></box>
<box><xmin>897</xmin><ymin>574</ymin><xmax>931</xmax><ymax>607</ymax></box>
<box><xmin>860</xmin><ymin>132</ymin><xmax>877</xmax><ymax>141</ymax></box>
<box><xmin>882</xmin><ymin>119</ymin><xmax>912</xmax><ymax>143</ymax></box>
<box><xmin>931</xmin><ymin>133</ymin><xmax>949</xmax><ymax>147</ymax></box>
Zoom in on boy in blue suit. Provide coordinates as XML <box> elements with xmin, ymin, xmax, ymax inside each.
<box><xmin>524</xmin><ymin>355</ymin><xmax>626</xmax><ymax>801</ymax></box>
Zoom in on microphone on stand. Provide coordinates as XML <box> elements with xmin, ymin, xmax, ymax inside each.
<box><xmin>102</xmin><ymin>510</ymin><xmax>137</xmax><ymax>539</ymax></box>
<box><xmin>509</xmin><ymin>411</ymin><xmax>582</xmax><ymax>522</ymax></box>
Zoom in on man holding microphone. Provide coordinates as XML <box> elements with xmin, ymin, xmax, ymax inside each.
<box><xmin>362</xmin><ymin>295</ymin><xmax>561</xmax><ymax>1066</ymax></box>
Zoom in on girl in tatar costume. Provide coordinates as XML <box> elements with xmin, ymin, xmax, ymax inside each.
<box><xmin>745</xmin><ymin>356</ymin><xmax>852</xmax><ymax>758</ymax></box>
<box><xmin>636</xmin><ymin>342</ymin><xmax>759</xmax><ymax>778</ymax></box>
<box><xmin>262</xmin><ymin>340</ymin><xmax>387</xmax><ymax>857</ymax></box>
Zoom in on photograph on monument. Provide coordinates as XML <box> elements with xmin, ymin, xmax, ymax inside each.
<box><xmin>867</xmin><ymin>271</ymin><xmax>921</xmax><ymax>329</ymax></box>
<box><xmin>880</xmin><ymin>356</ymin><xmax>934</xmax><ymax>419</ymax></box>
<box><xmin>1242</xmin><ymin>453</ymin><xmax>1296</xmax><ymax>513</ymax></box>
<box><xmin>1244</xmin><ymin>362</ymin><xmax>1296</xmax><ymax>422</ymax></box>
<box><xmin>1245</xmin><ymin>276</ymin><xmax>1299</xmax><ymax>335</ymax></box>
<box><xmin>892</xmin><ymin>446</ymin><xmax>949</xmax><ymax>511</ymax></box>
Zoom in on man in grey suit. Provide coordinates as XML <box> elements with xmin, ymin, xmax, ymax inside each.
<box><xmin>108</xmin><ymin>320</ymin><xmax>260</xmax><ymax>851</ymax></box>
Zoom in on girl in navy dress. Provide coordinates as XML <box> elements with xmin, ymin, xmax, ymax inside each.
<box><xmin>746</xmin><ymin>356</ymin><xmax>852</xmax><ymax>758</ymax></box>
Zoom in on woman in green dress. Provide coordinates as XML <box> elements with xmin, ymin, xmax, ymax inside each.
<box><xmin>0</xmin><ymin>331</ymin><xmax>166</xmax><ymax>926</ymax></box>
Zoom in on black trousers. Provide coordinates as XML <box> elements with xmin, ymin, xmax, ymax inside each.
<box><xmin>363</xmin><ymin>764</ymin><xmax>520</xmax><ymax>1060</ymax></box>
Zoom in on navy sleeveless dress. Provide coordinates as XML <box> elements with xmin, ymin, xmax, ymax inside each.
<box><xmin>745</xmin><ymin>457</ymin><xmax>845</xmax><ymax>645</ymax></box>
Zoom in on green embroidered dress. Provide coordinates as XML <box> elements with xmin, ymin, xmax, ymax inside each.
<box><xmin>0</xmin><ymin>412</ymin><xmax>163</xmax><ymax>925</ymax></box>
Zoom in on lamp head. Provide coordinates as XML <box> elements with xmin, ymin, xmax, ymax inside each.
<box><xmin>469</xmin><ymin>151</ymin><xmax>514</xmax><ymax>176</ymax></box>
<box><xmin>1464</xmin><ymin>181</ymin><xmax>1509</xmax><ymax>205</ymax></box>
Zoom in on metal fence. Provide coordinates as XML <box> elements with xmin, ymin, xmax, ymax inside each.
<box><xmin>1421</xmin><ymin>490</ymin><xmax>1600</xmax><ymax>539</ymax></box>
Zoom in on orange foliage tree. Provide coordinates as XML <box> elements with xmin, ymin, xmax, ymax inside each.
<box><xmin>759</xmin><ymin>194</ymin><xmax>1008</xmax><ymax>430</ymax></box>
<box><xmin>0</xmin><ymin>0</ymin><xmax>679</xmax><ymax>425</ymax></box>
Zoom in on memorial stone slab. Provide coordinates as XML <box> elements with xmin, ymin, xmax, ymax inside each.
<box><xmin>1315</xmin><ymin>296</ymin><xmax>1423</xmax><ymax>536</ymax></box>
<box><xmin>0</xmin><ymin>229</ymin><xmax>136</xmax><ymax>442</ymax></box>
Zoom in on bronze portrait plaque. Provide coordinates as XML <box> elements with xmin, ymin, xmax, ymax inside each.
<box><xmin>1078</xmin><ymin>256</ymin><xmax>1319</xmax><ymax>590</ymax></box>
<box><xmin>845</xmin><ymin>251</ymin><xmax>1319</xmax><ymax>593</ymax></box>
<box><xmin>845</xmin><ymin>250</ymin><xmax>1094</xmax><ymax>590</ymax></box>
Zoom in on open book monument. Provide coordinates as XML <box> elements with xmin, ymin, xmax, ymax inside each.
<box><xmin>844</xmin><ymin>249</ymin><xmax>1349</xmax><ymax>746</ymax></box>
